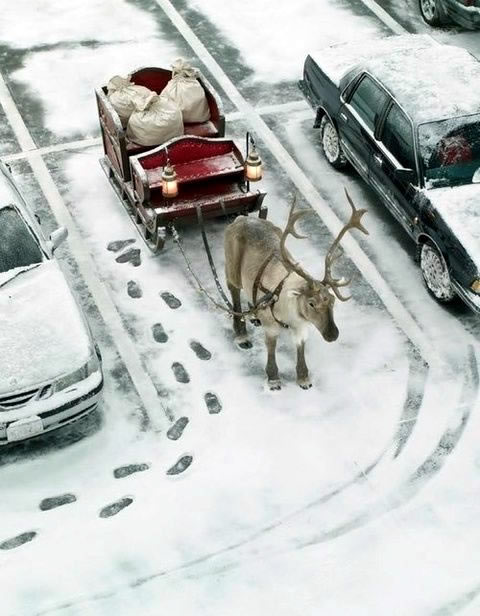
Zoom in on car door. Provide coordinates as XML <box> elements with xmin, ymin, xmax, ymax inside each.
<box><xmin>338</xmin><ymin>73</ymin><xmax>390</xmax><ymax>182</ymax></box>
<box><xmin>369</xmin><ymin>101</ymin><xmax>421</xmax><ymax>236</ymax></box>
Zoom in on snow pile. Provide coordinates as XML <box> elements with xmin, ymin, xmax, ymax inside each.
<box><xmin>12</xmin><ymin>40</ymin><xmax>181</xmax><ymax>139</ymax></box>
<box><xmin>187</xmin><ymin>0</ymin><xmax>387</xmax><ymax>83</ymax></box>
<box><xmin>0</xmin><ymin>260</ymin><xmax>91</xmax><ymax>393</ymax></box>
<box><xmin>0</xmin><ymin>0</ymin><xmax>157</xmax><ymax>48</ymax></box>
<box><xmin>425</xmin><ymin>183</ymin><xmax>480</xmax><ymax>269</ymax></box>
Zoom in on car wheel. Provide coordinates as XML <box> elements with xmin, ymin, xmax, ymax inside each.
<box><xmin>418</xmin><ymin>0</ymin><xmax>447</xmax><ymax>26</ymax></box>
<box><xmin>320</xmin><ymin>116</ymin><xmax>347</xmax><ymax>169</ymax></box>
<box><xmin>419</xmin><ymin>241</ymin><xmax>455</xmax><ymax>302</ymax></box>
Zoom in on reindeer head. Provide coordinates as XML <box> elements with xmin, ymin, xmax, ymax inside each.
<box><xmin>279</xmin><ymin>189</ymin><xmax>368</xmax><ymax>342</ymax></box>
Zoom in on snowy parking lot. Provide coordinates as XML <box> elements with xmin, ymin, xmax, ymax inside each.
<box><xmin>1</xmin><ymin>1</ymin><xmax>480</xmax><ymax>615</ymax></box>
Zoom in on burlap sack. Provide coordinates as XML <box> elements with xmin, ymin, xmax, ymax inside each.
<box><xmin>126</xmin><ymin>93</ymin><xmax>184</xmax><ymax>146</ymax></box>
<box><xmin>162</xmin><ymin>58</ymin><xmax>210</xmax><ymax>124</ymax></box>
<box><xmin>107</xmin><ymin>75</ymin><xmax>153</xmax><ymax>127</ymax></box>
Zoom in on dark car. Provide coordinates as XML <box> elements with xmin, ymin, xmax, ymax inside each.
<box><xmin>298</xmin><ymin>35</ymin><xmax>480</xmax><ymax>312</ymax></box>
<box><xmin>419</xmin><ymin>0</ymin><xmax>480</xmax><ymax>29</ymax></box>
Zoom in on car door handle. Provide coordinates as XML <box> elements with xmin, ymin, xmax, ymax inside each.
<box><xmin>339</xmin><ymin>112</ymin><xmax>348</xmax><ymax>123</ymax></box>
<box><xmin>373</xmin><ymin>154</ymin><xmax>383</xmax><ymax>167</ymax></box>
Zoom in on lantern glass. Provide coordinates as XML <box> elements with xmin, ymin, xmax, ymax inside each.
<box><xmin>245</xmin><ymin>146</ymin><xmax>263</xmax><ymax>182</ymax></box>
<box><xmin>161</xmin><ymin>162</ymin><xmax>178</xmax><ymax>198</ymax></box>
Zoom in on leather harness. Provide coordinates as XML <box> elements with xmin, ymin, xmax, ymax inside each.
<box><xmin>252</xmin><ymin>253</ymin><xmax>290</xmax><ymax>329</ymax></box>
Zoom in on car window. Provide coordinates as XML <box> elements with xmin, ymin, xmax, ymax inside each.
<box><xmin>381</xmin><ymin>104</ymin><xmax>416</xmax><ymax>173</ymax></box>
<box><xmin>0</xmin><ymin>206</ymin><xmax>43</xmax><ymax>274</ymax></box>
<box><xmin>348</xmin><ymin>75</ymin><xmax>389</xmax><ymax>132</ymax></box>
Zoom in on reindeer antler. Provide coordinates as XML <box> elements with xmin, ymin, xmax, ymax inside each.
<box><xmin>279</xmin><ymin>194</ymin><xmax>313</xmax><ymax>282</ymax></box>
<box><xmin>321</xmin><ymin>188</ymin><xmax>368</xmax><ymax>301</ymax></box>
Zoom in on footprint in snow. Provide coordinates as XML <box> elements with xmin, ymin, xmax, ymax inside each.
<box><xmin>172</xmin><ymin>362</ymin><xmax>190</xmax><ymax>383</ymax></box>
<box><xmin>127</xmin><ymin>280</ymin><xmax>143</xmax><ymax>298</ymax></box>
<box><xmin>114</xmin><ymin>463</ymin><xmax>150</xmax><ymax>479</ymax></box>
<box><xmin>160</xmin><ymin>291</ymin><xmax>182</xmax><ymax>309</ymax></box>
<box><xmin>189</xmin><ymin>340</ymin><xmax>211</xmax><ymax>360</ymax></box>
<box><xmin>107</xmin><ymin>239</ymin><xmax>136</xmax><ymax>253</ymax></box>
<box><xmin>205</xmin><ymin>392</ymin><xmax>222</xmax><ymax>414</ymax></box>
<box><xmin>167</xmin><ymin>417</ymin><xmax>189</xmax><ymax>440</ymax></box>
<box><xmin>167</xmin><ymin>455</ymin><xmax>193</xmax><ymax>475</ymax></box>
<box><xmin>0</xmin><ymin>531</ymin><xmax>37</xmax><ymax>550</ymax></box>
<box><xmin>99</xmin><ymin>497</ymin><xmax>133</xmax><ymax>518</ymax></box>
<box><xmin>115</xmin><ymin>248</ymin><xmax>141</xmax><ymax>267</ymax></box>
<box><xmin>152</xmin><ymin>323</ymin><xmax>168</xmax><ymax>343</ymax></box>
<box><xmin>39</xmin><ymin>493</ymin><xmax>76</xmax><ymax>511</ymax></box>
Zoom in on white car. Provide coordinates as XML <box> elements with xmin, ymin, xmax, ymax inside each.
<box><xmin>0</xmin><ymin>163</ymin><xmax>103</xmax><ymax>444</ymax></box>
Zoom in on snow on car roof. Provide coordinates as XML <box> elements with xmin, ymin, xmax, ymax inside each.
<box><xmin>309</xmin><ymin>34</ymin><xmax>480</xmax><ymax>125</ymax></box>
<box><xmin>364</xmin><ymin>44</ymin><xmax>480</xmax><ymax>124</ymax></box>
<box><xmin>309</xmin><ymin>34</ymin><xmax>435</xmax><ymax>89</ymax></box>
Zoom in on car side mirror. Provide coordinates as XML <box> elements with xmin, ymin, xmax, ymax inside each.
<box><xmin>394</xmin><ymin>167</ymin><xmax>416</xmax><ymax>184</ymax></box>
<box><xmin>49</xmin><ymin>226</ymin><xmax>68</xmax><ymax>252</ymax></box>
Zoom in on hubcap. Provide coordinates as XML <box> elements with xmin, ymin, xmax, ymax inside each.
<box><xmin>322</xmin><ymin>122</ymin><xmax>340</xmax><ymax>163</ymax></box>
<box><xmin>420</xmin><ymin>243</ymin><xmax>453</xmax><ymax>300</ymax></box>
<box><xmin>420</xmin><ymin>0</ymin><xmax>436</xmax><ymax>20</ymax></box>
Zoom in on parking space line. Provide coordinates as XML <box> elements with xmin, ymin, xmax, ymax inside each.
<box><xmin>357</xmin><ymin>0</ymin><xmax>408</xmax><ymax>34</ymax></box>
<box><xmin>2</xmin><ymin>137</ymin><xmax>102</xmax><ymax>162</ymax></box>
<box><xmin>0</xmin><ymin>73</ymin><xmax>168</xmax><ymax>433</ymax></box>
<box><xmin>155</xmin><ymin>0</ymin><xmax>438</xmax><ymax>367</ymax></box>
<box><xmin>1</xmin><ymin>102</ymin><xmax>310</xmax><ymax>164</ymax></box>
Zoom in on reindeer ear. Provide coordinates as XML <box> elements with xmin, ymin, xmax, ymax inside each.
<box><xmin>287</xmin><ymin>288</ymin><xmax>302</xmax><ymax>298</ymax></box>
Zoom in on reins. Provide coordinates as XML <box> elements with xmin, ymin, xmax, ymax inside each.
<box><xmin>171</xmin><ymin>208</ymin><xmax>286</xmax><ymax>321</ymax></box>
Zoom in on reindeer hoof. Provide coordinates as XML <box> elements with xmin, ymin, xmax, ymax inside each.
<box><xmin>297</xmin><ymin>379</ymin><xmax>312</xmax><ymax>390</ymax></box>
<box><xmin>268</xmin><ymin>380</ymin><xmax>281</xmax><ymax>391</ymax></box>
<box><xmin>235</xmin><ymin>335</ymin><xmax>252</xmax><ymax>349</ymax></box>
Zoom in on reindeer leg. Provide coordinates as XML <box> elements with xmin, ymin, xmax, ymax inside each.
<box><xmin>228</xmin><ymin>284</ymin><xmax>252</xmax><ymax>349</ymax></box>
<box><xmin>296</xmin><ymin>341</ymin><xmax>312</xmax><ymax>389</ymax></box>
<box><xmin>265</xmin><ymin>332</ymin><xmax>281</xmax><ymax>390</ymax></box>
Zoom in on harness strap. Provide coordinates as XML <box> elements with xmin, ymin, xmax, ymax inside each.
<box><xmin>196</xmin><ymin>205</ymin><xmax>234</xmax><ymax>310</ymax></box>
<box><xmin>252</xmin><ymin>253</ymin><xmax>274</xmax><ymax>306</ymax></box>
<box><xmin>252</xmin><ymin>254</ymin><xmax>290</xmax><ymax>329</ymax></box>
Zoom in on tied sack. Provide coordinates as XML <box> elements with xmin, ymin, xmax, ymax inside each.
<box><xmin>162</xmin><ymin>58</ymin><xmax>210</xmax><ymax>124</ymax></box>
<box><xmin>126</xmin><ymin>93</ymin><xmax>184</xmax><ymax>146</ymax></box>
<box><xmin>106</xmin><ymin>75</ymin><xmax>153</xmax><ymax>127</ymax></box>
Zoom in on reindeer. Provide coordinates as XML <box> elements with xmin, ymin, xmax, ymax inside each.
<box><xmin>224</xmin><ymin>189</ymin><xmax>368</xmax><ymax>390</ymax></box>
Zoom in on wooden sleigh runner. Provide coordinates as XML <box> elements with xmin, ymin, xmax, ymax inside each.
<box><xmin>96</xmin><ymin>66</ymin><xmax>267</xmax><ymax>251</ymax></box>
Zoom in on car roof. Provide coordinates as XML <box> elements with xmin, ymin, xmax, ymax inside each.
<box><xmin>310</xmin><ymin>34</ymin><xmax>434</xmax><ymax>90</ymax></box>
<box><xmin>309</xmin><ymin>34</ymin><xmax>480</xmax><ymax>125</ymax></box>
<box><xmin>362</xmin><ymin>43</ymin><xmax>480</xmax><ymax>124</ymax></box>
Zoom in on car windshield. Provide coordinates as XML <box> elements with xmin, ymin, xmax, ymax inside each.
<box><xmin>0</xmin><ymin>205</ymin><xmax>43</xmax><ymax>274</ymax></box>
<box><xmin>419</xmin><ymin>113</ymin><xmax>480</xmax><ymax>188</ymax></box>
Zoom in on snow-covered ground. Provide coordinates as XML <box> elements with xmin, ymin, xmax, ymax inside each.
<box><xmin>1</xmin><ymin>1</ymin><xmax>480</xmax><ymax>615</ymax></box>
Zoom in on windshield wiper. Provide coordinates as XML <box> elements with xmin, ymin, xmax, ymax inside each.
<box><xmin>0</xmin><ymin>263</ymin><xmax>42</xmax><ymax>289</ymax></box>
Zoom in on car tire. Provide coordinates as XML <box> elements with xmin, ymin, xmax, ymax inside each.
<box><xmin>419</xmin><ymin>241</ymin><xmax>456</xmax><ymax>303</ymax></box>
<box><xmin>320</xmin><ymin>116</ymin><xmax>347</xmax><ymax>169</ymax></box>
<box><xmin>418</xmin><ymin>0</ymin><xmax>448</xmax><ymax>26</ymax></box>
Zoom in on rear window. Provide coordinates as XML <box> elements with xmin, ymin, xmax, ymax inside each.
<box><xmin>419</xmin><ymin>113</ymin><xmax>480</xmax><ymax>188</ymax></box>
<box><xmin>0</xmin><ymin>206</ymin><xmax>43</xmax><ymax>273</ymax></box>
